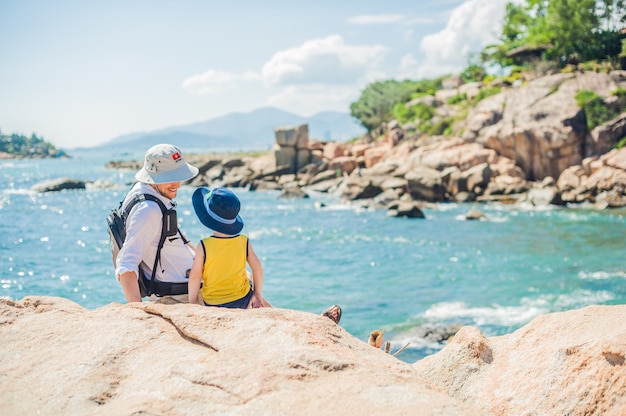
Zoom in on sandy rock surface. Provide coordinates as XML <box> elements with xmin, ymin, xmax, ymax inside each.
<box><xmin>0</xmin><ymin>296</ymin><xmax>476</xmax><ymax>416</ymax></box>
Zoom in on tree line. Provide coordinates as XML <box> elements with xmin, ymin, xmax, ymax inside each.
<box><xmin>0</xmin><ymin>131</ymin><xmax>61</xmax><ymax>157</ymax></box>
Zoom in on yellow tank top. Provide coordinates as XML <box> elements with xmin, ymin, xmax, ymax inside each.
<box><xmin>200</xmin><ymin>235</ymin><xmax>250</xmax><ymax>305</ymax></box>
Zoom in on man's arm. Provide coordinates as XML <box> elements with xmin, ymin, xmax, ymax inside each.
<box><xmin>118</xmin><ymin>271</ymin><xmax>142</xmax><ymax>303</ymax></box>
<box><xmin>116</xmin><ymin>201</ymin><xmax>162</xmax><ymax>303</ymax></box>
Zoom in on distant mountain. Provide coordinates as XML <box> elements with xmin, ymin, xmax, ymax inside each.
<box><xmin>93</xmin><ymin>107</ymin><xmax>366</xmax><ymax>154</ymax></box>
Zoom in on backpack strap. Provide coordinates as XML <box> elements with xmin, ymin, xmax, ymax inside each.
<box><xmin>123</xmin><ymin>193</ymin><xmax>170</xmax><ymax>296</ymax></box>
<box><xmin>178</xmin><ymin>228</ymin><xmax>190</xmax><ymax>245</ymax></box>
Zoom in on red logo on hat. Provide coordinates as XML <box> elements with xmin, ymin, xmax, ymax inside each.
<box><xmin>172</xmin><ymin>152</ymin><xmax>181</xmax><ymax>161</ymax></box>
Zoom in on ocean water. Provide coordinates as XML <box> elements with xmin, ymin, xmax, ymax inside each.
<box><xmin>1</xmin><ymin>149</ymin><xmax>625</xmax><ymax>363</ymax></box>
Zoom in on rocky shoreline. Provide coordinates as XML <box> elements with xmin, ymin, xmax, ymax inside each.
<box><xmin>104</xmin><ymin>136</ymin><xmax>626</xmax><ymax>216</ymax></box>
<box><xmin>101</xmin><ymin>71</ymin><xmax>626</xmax><ymax>215</ymax></box>
<box><xmin>1</xmin><ymin>296</ymin><xmax>624</xmax><ymax>415</ymax></box>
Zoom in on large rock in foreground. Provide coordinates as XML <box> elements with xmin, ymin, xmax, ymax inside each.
<box><xmin>413</xmin><ymin>304</ymin><xmax>626</xmax><ymax>416</ymax></box>
<box><xmin>0</xmin><ymin>297</ymin><xmax>475</xmax><ymax>416</ymax></box>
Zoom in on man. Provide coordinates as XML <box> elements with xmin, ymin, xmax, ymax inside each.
<box><xmin>116</xmin><ymin>144</ymin><xmax>199</xmax><ymax>303</ymax></box>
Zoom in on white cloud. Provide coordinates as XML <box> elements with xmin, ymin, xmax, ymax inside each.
<box><xmin>261</xmin><ymin>35</ymin><xmax>388</xmax><ymax>87</ymax></box>
<box><xmin>182</xmin><ymin>70</ymin><xmax>244</xmax><ymax>94</ymax></box>
<box><xmin>242</xmin><ymin>70</ymin><xmax>262</xmax><ymax>82</ymax></box>
<box><xmin>417</xmin><ymin>0</ymin><xmax>509</xmax><ymax>79</ymax></box>
<box><xmin>347</xmin><ymin>14</ymin><xmax>404</xmax><ymax>25</ymax></box>
<box><xmin>183</xmin><ymin>35</ymin><xmax>387</xmax><ymax>99</ymax></box>
<box><xmin>258</xmin><ymin>35</ymin><xmax>389</xmax><ymax>115</ymax></box>
<box><xmin>181</xmin><ymin>36</ymin><xmax>390</xmax><ymax>118</ymax></box>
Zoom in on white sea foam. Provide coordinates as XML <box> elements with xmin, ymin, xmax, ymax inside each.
<box><xmin>578</xmin><ymin>270</ymin><xmax>626</xmax><ymax>280</ymax></box>
<box><xmin>276</xmin><ymin>204</ymin><xmax>298</xmax><ymax>211</ymax></box>
<box><xmin>517</xmin><ymin>202</ymin><xmax>557</xmax><ymax>212</ymax></box>
<box><xmin>248</xmin><ymin>227</ymin><xmax>285</xmax><ymax>239</ymax></box>
<box><xmin>568</xmin><ymin>212</ymin><xmax>591</xmax><ymax>222</ymax></box>
<box><xmin>421</xmin><ymin>289</ymin><xmax>615</xmax><ymax>327</ymax></box>
<box><xmin>423</xmin><ymin>301</ymin><xmax>544</xmax><ymax>327</ymax></box>
<box><xmin>551</xmin><ymin>289</ymin><xmax>615</xmax><ymax>308</ymax></box>
<box><xmin>434</xmin><ymin>203</ymin><xmax>459</xmax><ymax>212</ymax></box>
<box><xmin>488</xmin><ymin>216</ymin><xmax>509</xmax><ymax>223</ymax></box>
<box><xmin>314</xmin><ymin>203</ymin><xmax>355</xmax><ymax>211</ymax></box>
<box><xmin>3</xmin><ymin>188</ymin><xmax>35</xmax><ymax>195</ymax></box>
<box><xmin>392</xmin><ymin>236</ymin><xmax>411</xmax><ymax>244</ymax></box>
<box><xmin>452</xmin><ymin>213</ymin><xmax>509</xmax><ymax>222</ymax></box>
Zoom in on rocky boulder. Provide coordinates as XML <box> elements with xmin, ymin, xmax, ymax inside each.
<box><xmin>464</xmin><ymin>72</ymin><xmax>626</xmax><ymax>181</ymax></box>
<box><xmin>386</xmin><ymin>201</ymin><xmax>426</xmax><ymax>218</ymax></box>
<box><xmin>413</xmin><ymin>304</ymin><xmax>626</xmax><ymax>416</ymax></box>
<box><xmin>557</xmin><ymin>147</ymin><xmax>626</xmax><ymax>206</ymax></box>
<box><xmin>588</xmin><ymin>112</ymin><xmax>626</xmax><ymax>155</ymax></box>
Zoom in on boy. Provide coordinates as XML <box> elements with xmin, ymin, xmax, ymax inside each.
<box><xmin>188</xmin><ymin>187</ymin><xmax>269</xmax><ymax>308</ymax></box>
<box><xmin>189</xmin><ymin>186</ymin><xmax>341</xmax><ymax>323</ymax></box>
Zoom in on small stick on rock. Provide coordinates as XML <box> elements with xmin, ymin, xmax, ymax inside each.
<box><xmin>392</xmin><ymin>342</ymin><xmax>411</xmax><ymax>357</ymax></box>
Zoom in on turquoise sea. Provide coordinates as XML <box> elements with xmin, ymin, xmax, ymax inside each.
<box><xmin>1</xmin><ymin>149</ymin><xmax>625</xmax><ymax>363</ymax></box>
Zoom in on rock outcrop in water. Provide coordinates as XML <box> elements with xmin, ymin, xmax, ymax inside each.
<box><xmin>1</xmin><ymin>297</ymin><xmax>625</xmax><ymax>415</ymax></box>
<box><xmin>30</xmin><ymin>177</ymin><xmax>86</xmax><ymax>192</ymax></box>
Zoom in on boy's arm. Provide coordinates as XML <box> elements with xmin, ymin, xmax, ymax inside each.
<box><xmin>247</xmin><ymin>241</ymin><xmax>269</xmax><ymax>307</ymax></box>
<box><xmin>188</xmin><ymin>241</ymin><xmax>205</xmax><ymax>305</ymax></box>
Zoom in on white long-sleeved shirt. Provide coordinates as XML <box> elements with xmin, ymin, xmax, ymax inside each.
<box><xmin>115</xmin><ymin>182</ymin><xmax>194</xmax><ymax>283</ymax></box>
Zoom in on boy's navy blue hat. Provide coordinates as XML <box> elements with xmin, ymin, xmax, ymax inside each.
<box><xmin>192</xmin><ymin>187</ymin><xmax>244</xmax><ymax>235</ymax></box>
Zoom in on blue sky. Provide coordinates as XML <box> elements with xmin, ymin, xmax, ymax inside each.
<box><xmin>0</xmin><ymin>0</ymin><xmax>511</xmax><ymax>148</ymax></box>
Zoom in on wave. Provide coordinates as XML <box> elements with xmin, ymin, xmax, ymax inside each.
<box><xmin>382</xmin><ymin>288</ymin><xmax>618</xmax><ymax>360</ymax></box>
<box><xmin>2</xmin><ymin>188</ymin><xmax>37</xmax><ymax>195</ymax></box>
<box><xmin>453</xmin><ymin>213</ymin><xmax>509</xmax><ymax>222</ymax></box>
<box><xmin>248</xmin><ymin>227</ymin><xmax>285</xmax><ymax>239</ymax></box>
<box><xmin>578</xmin><ymin>270</ymin><xmax>626</xmax><ymax>280</ymax></box>
<box><xmin>422</xmin><ymin>300</ymin><xmax>544</xmax><ymax>327</ymax></box>
<box><xmin>421</xmin><ymin>289</ymin><xmax>615</xmax><ymax>328</ymax></box>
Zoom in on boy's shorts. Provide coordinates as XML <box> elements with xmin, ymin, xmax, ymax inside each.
<box><xmin>205</xmin><ymin>289</ymin><xmax>253</xmax><ymax>309</ymax></box>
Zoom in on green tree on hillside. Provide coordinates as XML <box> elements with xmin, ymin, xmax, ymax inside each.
<box><xmin>350</xmin><ymin>78</ymin><xmax>443</xmax><ymax>133</ymax></box>
<box><xmin>484</xmin><ymin>0</ymin><xmax>625</xmax><ymax>68</ymax></box>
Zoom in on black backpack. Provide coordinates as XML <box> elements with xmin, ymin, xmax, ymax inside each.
<box><xmin>107</xmin><ymin>193</ymin><xmax>189</xmax><ymax>298</ymax></box>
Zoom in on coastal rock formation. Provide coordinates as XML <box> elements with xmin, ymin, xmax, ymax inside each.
<box><xmin>413</xmin><ymin>304</ymin><xmax>626</xmax><ymax>416</ymax></box>
<box><xmin>557</xmin><ymin>146</ymin><xmax>626</xmax><ymax>207</ymax></box>
<box><xmin>463</xmin><ymin>71</ymin><xmax>626</xmax><ymax>181</ymax></box>
<box><xmin>273</xmin><ymin>124</ymin><xmax>313</xmax><ymax>173</ymax></box>
<box><xmin>0</xmin><ymin>296</ymin><xmax>477</xmax><ymax>416</ymax></box>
